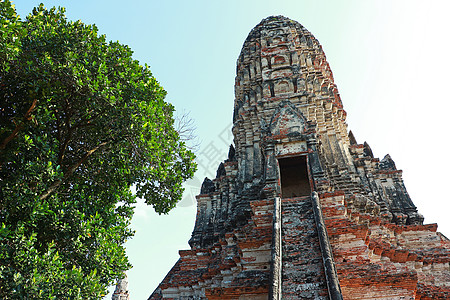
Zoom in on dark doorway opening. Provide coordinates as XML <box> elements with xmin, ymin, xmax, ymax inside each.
<box><xmin>278</xmin><ymin>156</ymin><xmax>311</xmax><ymax>198</ymax></box>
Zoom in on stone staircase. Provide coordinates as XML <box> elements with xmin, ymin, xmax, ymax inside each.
<box><xmin>281</xmin><ymin>196</ymin><xmax>329</xmax><ymax>299</ymax></box>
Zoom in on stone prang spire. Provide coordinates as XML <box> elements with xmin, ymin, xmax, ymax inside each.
<box><xmin>112</xmin><ymin>274</ymin><xmax>129</xmax><ymax>300</ymax></box>
<box><xmin>149</xmin><ymin>16</ymin><xmax>450</xmax><ymax>299</ymax></box>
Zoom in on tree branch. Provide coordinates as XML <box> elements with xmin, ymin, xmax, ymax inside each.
<box><xmin>0</xmin><ymin>99</ymin><xmax>37</xmax><ymax>150</ymax></box>
<box><xmin>174</xmin><ymin>110</ymin><xmax>199</xmax><ymax>151</ymax></box>
<box><xmin>57</xmin><ymin>126</ymin><xmax>73</xmax><ymax>166</ymax></box>
<box><xmin>39</xmin><ymin>141</ymin><xmax>109</xmax><ymax>201</ymax></box>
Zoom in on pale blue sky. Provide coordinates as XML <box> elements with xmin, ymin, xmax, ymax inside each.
<box><xmin>14</xmin><ymin>1</ymin><xmax>450</xmax><ymax>299</ymax></box>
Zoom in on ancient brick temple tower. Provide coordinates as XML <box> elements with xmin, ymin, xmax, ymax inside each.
<box><xmin>149</xmin><ymin>16</ymin><xmax>450</xmax><ymax>299</ymax></box>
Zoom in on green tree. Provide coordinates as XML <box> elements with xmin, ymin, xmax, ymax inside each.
<box><xmin>0</xmin><ymin>1</ymin><xmax>196</xmax><ymax>298</ymax></box>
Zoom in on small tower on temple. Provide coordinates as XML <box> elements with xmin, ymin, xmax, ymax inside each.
<box><xmin>112</xmin><ymin>274</ymin><xmax>130</xmax><ymax>300</ymax></box>
<box><xmin>149</xmin><ymin>16</ymin><xmax>450</xmax><ymax>300</ymax></box>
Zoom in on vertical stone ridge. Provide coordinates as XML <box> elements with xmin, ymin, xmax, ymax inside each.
<box><xmin>311</xmin><ymin>192</ymin><xmax>343</xmax><ymax>300</ymax></box>
<box><xmin>269</xmin><ymin>196</ymin><xmax>282</xmax><ymax>299</ymax></box>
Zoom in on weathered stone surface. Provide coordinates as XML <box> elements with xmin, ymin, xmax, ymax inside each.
<box><xmin>112</xmin><ymin>275</ymin><xmax>130</xmax><ymax>300</ymax></box>
<box><xmin>148</xmin><ymin>16</ymin><xmax>450</xmax><ymax>300</ymax></box>
<box><xmin>320</xmin><ymin>192</ymin><xmax>450</xmax><ymax>299</ymax></box>
<box><xmin>281</xmin><ymin>196</ymin><xmax>328</xmax><ymax>299</ymax></box>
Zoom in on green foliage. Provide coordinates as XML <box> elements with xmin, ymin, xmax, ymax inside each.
<box><xmin>0</xmin><ymin>1</ymin><xmax>196</xmax><ymax>298</ymax></box>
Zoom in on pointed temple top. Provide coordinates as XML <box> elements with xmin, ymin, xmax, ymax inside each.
<box><xmin>233</xmin><ymin>15</ymin><xmax>344</xmax><ymax>154</ymax></box>
<box><xmin>112</xmin><ymin>274</ymin><xmax>129</xmax><ymax>300</ymax></box>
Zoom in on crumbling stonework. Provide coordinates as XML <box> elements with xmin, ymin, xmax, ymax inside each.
<box><xmin>149</xmin><ymin>16</ymin><xmax>450</xmax><ymax>299</ymax></box>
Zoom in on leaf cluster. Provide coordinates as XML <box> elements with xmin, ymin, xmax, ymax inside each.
<box><xmin>0</xmin><ymin>1</ymin><xmax>196</xmax><ymax>298</ymax></box>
